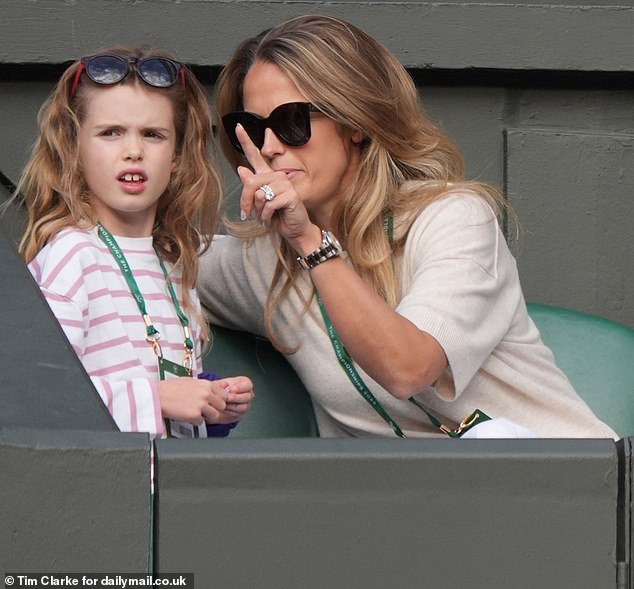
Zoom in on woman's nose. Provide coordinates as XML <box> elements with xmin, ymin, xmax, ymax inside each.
<box><xmin>259</xmin><ymin>127</ymin><xmax>284</xmax><ymax>159</ymax></box>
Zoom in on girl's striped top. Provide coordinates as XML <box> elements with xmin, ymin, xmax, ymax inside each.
<box><xmin>29</xmin><ymin>226</ymin><xmax>204</xmax><ymax>437</ymax></box>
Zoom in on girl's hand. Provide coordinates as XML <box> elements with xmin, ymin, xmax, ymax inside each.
<box><xmin>158</xmin><ymin>376</ymin><xmax>227</xmax><ymax>424</ymax></box>
<box><xmin>210</xmin><ymin>375</ymin><xmax>255</xmax><ymax>424</ymax></box>
<box><xmin>234</xmin><ymin>123</ymin><xmax>319</xmax><ymax>252</ymax></box>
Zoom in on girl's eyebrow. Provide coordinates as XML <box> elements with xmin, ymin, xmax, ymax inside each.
<box><xmin>143</xmin><ymin>126</ymin><xmax>173</xmax><ymax>133</ymax></box>
<box><xmin>92</xmin><ymin>123</ymin><xmax>173</xmax><ymax>133</ymax></box>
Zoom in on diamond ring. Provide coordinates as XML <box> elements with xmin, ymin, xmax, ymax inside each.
<box><xmin>260</xmin><ymin>184</ymin><xmax>275</xmax><ymax>202</ymax></box>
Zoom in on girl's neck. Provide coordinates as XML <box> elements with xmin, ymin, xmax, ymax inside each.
<box><xmin>97</xmin><ymin>218</ymin><xmax>154</xmax><ymax>239</ymax></box>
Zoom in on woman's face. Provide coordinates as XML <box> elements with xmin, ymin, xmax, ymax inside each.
<box><xmin>241</xmin><ymin>60</ymin><xmax>364</xmax><ymax>220</ymax></box>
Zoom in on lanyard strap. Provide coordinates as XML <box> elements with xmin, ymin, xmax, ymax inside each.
<box><xmin>317</xmin><ymin>214</ymin><xmax>486</xmax><ymax>438</ymax></box>
<box><xmin>383</xmin><ymin>214</ymin><xmax>394</xmax><ymax>243</ymax></box>
<box><xmin>316</xmin><ymin>293</ymin><xmax>406</xmax><ymax>438</ymax></box>
<box><xmin>97</xmin><ymin>224</ymin><xmax>193</xmax><ymax>366</ymax></box>
<box><xmin>154</xmin><ymin>253</ymin><xmax>194</xmax><ymax>351</ymax></box>
<box><xmin>318</xmin><ymin>292</ymin><xmax>456</xmax><ymax>437</ymax></box>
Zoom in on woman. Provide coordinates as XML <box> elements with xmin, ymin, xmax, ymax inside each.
<box><xmin>199</xmin><ymin>15</ymin><xmax>616</xmax><ymax>438</ymax></box>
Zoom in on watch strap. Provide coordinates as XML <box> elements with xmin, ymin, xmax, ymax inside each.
<box><xmin>297</xmin><ymin>230</ymin><xmax>342</xmax><ymax>270</ymax></box>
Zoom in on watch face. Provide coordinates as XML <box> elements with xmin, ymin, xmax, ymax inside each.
<box><xmin>323</xmin><ymin>231</ymin><xmax>342</xmax><ymax>252</ymax></box>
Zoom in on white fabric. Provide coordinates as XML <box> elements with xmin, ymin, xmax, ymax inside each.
<box><xmin>198</xmin><ymin>192</ymin><xmax>617</xmax><ymax>439</ymax></box>
<box><xmin>460</xmin><ymin>418</ymin><xmax>538</xmax><ymax>439</ymax></box>
<box><xmin>29</xmin><ymin>226</ymin><xmax>204</xmax><ymax>437</ymax></box>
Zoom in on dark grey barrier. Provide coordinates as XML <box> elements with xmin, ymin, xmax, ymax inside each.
<box><xmin>0</xmin><ymin>427</ymin><xmax>151</xmax><ymax>574</ymax></box>
<box><xmin>0</xmin><ymin>190</ymin><xmax>145</xmax><ymax>574</ymax></box>
<box><xmin>155</xmin><ymin>437</ymin><xmax>620</xmax><ymax>589</ymax></box>
<box><xmin>619</xmin><ymin>438</ymin><xmax>633</xmax><ymax>589</ymax></box>
<box><xmin>0</xmin><ymin>189</ymin><xmax>116</xmax><ymax>432</ymax></box>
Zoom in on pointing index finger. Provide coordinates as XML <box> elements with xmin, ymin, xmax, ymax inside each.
<box><xmin>235</xmin><ymin>123</ymin><xmax>271</xmax><ymax>174</ymax></box>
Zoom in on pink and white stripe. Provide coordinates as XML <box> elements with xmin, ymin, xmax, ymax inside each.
<box><xmin>29</xmin><ymin>227</ymin><xmax>203</xmax><ymax>438</ymax></box>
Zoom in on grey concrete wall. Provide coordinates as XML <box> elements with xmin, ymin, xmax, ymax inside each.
<box><xmin>1</xmin><ymin>1</ymin><xmax>632</xmax><ymax>326</ymax></box>
<box><xmin>3</xmin><ymin>1</ymin><xmax>633</xmax><ymax>70</ymax></box>
<box><xmin>505</xmin><ymin>91</ymin><xmax>634</xmax><ymax>326</ymax></box>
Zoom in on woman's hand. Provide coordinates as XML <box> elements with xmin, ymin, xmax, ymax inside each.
<box><xmin>234</xmin><ymin>123</ymin><xmax>321</xmax><ymax>254</ymax></box>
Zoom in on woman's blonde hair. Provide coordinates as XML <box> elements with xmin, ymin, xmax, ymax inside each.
<box><xmin>17</xmin><ymin>46</ymin><xmax>222</xmax><ymax>324</ymax></box>
<box><xmin>215</xmin><ymin>15</ymin><xmax>505</xmax><ymax>348</ymax></box>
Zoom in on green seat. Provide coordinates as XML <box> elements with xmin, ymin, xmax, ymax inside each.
<box><xmin>203</xmin><ymin>325</ymin><xmax>318</xmax><ymax>437</ymax></box>
<box><xmin>206</xmin><ymin>306</ymin><xmax>634</xmax><ymax>438</ymax></box>
<box><xmin>527</xmin><ymin>302</ymin><xmax>634</xmax><ymax>437</ymax></box>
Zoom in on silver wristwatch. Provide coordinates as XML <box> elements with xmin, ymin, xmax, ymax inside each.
<box><xmin>296</xmin><ymin>230</ymin><xmax>343</xmax><ymax>270</ymax></box>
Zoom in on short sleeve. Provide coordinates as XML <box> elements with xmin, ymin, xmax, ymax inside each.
<box><xmin>397</xmin><ymin>193</ymin><xmax>524</xmax><ymax>398</ymax></box>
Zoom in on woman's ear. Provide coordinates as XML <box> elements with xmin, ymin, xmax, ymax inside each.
<box><xmin>351</xmin><ymin>129</ymin><xmax>365</xmax><ymax>145</ymax></box>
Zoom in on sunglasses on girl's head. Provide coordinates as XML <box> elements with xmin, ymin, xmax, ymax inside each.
<box><xmin>222</xmin><ymin>101</ymin><xmax>320</xmax><ymax>154</ymax></box>
<box><xmin>70</xmin><ymin>54</ymin><xmax>185</xmax><ymax>98</ymax></box>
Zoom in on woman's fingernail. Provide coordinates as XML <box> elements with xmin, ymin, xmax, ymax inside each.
<box><xmin>240</xmin><ymin>209</ymin><xmax>247</xmax><ymax>221</ymax></box>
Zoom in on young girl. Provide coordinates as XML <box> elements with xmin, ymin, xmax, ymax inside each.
<box><xmin>17</xmin><ymin>47</ymin><xmax>254</xmax><ymax>438</ymax></box>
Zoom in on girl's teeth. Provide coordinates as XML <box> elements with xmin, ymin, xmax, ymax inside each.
<box><xmin>122</xmin><ymin>174</ymin><xmax>143</xmax><ymax>182</ymax></box>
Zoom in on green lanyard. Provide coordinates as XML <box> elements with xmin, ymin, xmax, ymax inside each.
<box><xmin>316</xmin><ymin>215</ymin><xmax>490</xmax><ymax>438</ymax></box>
<box><xmin>316</xmin><ymin>294</ymin><xmax>406</xmax><ymax>438</ymax></box>
<box><xmin>97</xmin><ymin>224</ymin><xmax>194</xmax><ymax>372</ymax></box>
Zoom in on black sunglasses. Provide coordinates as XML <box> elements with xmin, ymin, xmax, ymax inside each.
<box><xmin>222</xmin><ymin>102</ymin><xmax>320</xmax><ymax>153</ymax></box>
<box><xmin>70</xmin><ymin>54</ymin><xmax>185</xmax><ymax>98</ymax></box>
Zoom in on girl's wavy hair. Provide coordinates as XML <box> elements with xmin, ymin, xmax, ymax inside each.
<box><xmin>16</xmin><ymin>46</ymin><xmax>222</xmax><ymax>323</ymax></box>
<box><xmin>215</xmin><ymin>15</ymin><xmax>506</xmax><ymax>350</ymax></box>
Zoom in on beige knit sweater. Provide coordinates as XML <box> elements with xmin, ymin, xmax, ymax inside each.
<box><xmin>198</xmin><ymin>193</ymin><xmax>617</xmax><ymax>439</ymax></box>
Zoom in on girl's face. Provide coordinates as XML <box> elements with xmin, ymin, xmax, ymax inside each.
<box><xmin>78</xmin><ymin>83</ymin><xmax>177</xmax><ymax>237</ymax></box>
<box><xmin>241</xmin><ymin>61</ymin><xmax>363</xmax><ymax>221</ymax></box>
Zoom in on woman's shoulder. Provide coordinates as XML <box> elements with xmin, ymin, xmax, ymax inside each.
<box><xmin>401</xmin><ymin>188</ymin><xmax>499</xmax><ymax>238</ymax></box>
<box><xmin>424</xmin><ymin>188</ymin><xmax>497</xmax><ymax>220</ymax></box>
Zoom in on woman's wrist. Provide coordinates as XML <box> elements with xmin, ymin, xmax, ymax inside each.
<box><xmin>288</xmin><ymin>224</ymin><xmax>323</xmax><ymax>257</ymax></box>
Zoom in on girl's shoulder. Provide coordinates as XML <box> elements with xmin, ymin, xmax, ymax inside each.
<box><xmin>29</xmin><ymin>226</ymin><xmax>102</xmax><ymax>285</ymax></box>
<box><xmin>38</xmin><ymin>226</ymin><xmax>100</xmax><ymax>259</ymax></box>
